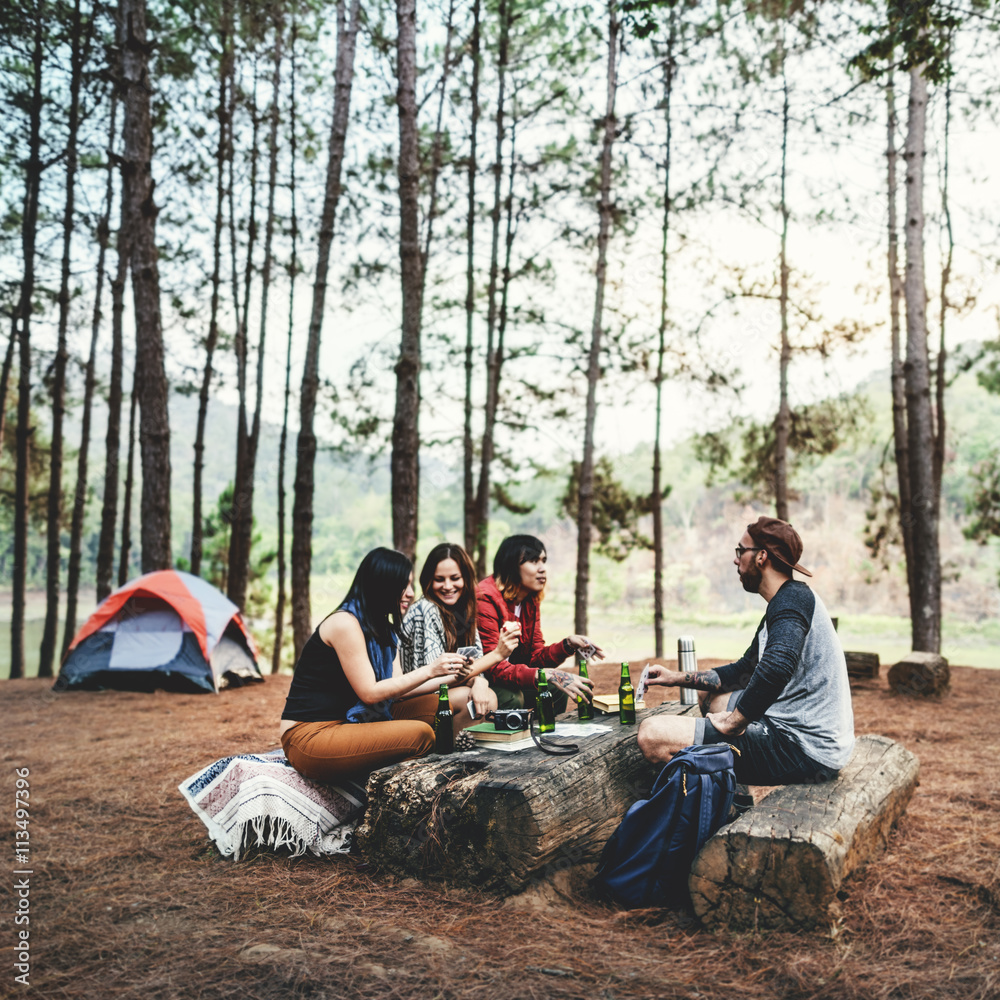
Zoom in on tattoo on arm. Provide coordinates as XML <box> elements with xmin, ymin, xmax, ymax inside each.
<box><xmin>687</xmin><ymin>669</ymin><xmax>722</xmax><ymax>692</ymax></box>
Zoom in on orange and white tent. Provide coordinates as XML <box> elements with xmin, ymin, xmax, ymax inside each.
<box><xmin>57</xmin><ymin>570</ymin><xmax>263</xmax><ymax>693</ymax></box>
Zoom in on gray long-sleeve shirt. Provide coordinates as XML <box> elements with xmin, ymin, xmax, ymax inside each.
<box><xmin>715</xmin><ymin>580</ymin><xmax>855</xmax><ymax>770</ymax></box>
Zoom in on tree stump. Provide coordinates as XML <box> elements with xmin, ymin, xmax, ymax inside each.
<box><xmin>354</xmin><ymin>702</ymin><xmax>698</xmax><ymax>894</ymax></box>
<box><xmin>888</xmin><ymin>651</ymin><xmax>950</xmax><ymax>697</ymax></box>
<box><xmin>689</xmin><ymin>735</ymin><xmax>920</xmax><ymax>932</ymax></box>
<box><xmin>845</xmin><ymin>651</ymin><xmax>880</xmax><ymax>680</ymax></box>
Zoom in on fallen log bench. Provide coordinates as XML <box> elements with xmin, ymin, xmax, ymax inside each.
<box><xmin>689</xmin><ymin>734</ymin><xmax>920</xmax><ymax>932</ymax></box>
<box><xmin>354</xmin><ymin>701</ymin><xmax>699</xmax><ymax>894</ymax></box>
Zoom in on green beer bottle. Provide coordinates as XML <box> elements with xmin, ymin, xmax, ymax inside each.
<box><xmin>577</xmin><ymin>659</ymin><xmax>594</xmax><ymax>721</ymax></box>
<box><xmin>433</xmin><ymin>684</ymin><xmax>454</xmax><ymax>754</ymax></box>
<box><xmin>536</xmin><ymin>669</ymin><xmax>556</xmax><ymax>733</ymax></box>
<box><xmin>618</xmin><ymin>661</ymin><xmax>636</xmax><ymax>725</ymax></box>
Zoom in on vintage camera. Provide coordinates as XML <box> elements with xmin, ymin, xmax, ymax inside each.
<box><xmin>490</xmin><ymin>708</ymin><xmax>532</xmax><ymax>731</ymax></box>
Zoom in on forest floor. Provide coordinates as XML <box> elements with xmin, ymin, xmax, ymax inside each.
<box><xmin>2</xmin><ymin>660</ymin><xmax>998</xmax><ymax>1000</ymax></box>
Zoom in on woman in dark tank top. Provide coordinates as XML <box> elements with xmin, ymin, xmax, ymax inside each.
<box><xmin>279</xmin><ymin>547</ymin><xmax>477</xmax><ymax>783</ymax></box>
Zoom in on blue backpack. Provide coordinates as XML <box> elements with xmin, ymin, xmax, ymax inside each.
<box><xmin>593</xmin><ymin>743</ymin><xmax>737</xmax><ymax>908</ymax></box>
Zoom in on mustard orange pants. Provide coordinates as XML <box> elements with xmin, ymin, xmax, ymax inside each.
<box><xmin>280</xmin><ymin>693</ymin><xmax>438</xmax><ymax>783</ymax></box>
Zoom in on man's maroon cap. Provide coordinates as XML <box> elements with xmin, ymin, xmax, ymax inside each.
<box><xmin>746</xmin><ymin>516</ymin><xmax>812</xmax><ymax>577</ymax></box>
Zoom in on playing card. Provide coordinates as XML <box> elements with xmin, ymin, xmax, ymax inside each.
<box><xmin>636</xmin><ymin>665</ymin><xmax>651</xmax><ymax>702</ymax></box>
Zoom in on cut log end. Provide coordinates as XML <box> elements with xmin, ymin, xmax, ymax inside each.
<box><xmin>888</xmin><ymin>651</ymin><xmax>950</xmax><ymax>697</ymax></box>
<box><xmin>689</xmin><ymin>735</ymin><xmax>920</xmax><ymax>932</ymax></box>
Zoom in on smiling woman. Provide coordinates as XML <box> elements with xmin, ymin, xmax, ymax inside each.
<box><xmin>399</xmin><ymin>543</ymin><xmax>518</xmax><ymax>723</ymax></box>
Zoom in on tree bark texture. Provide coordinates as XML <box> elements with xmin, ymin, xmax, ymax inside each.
<box><xmin>574</xmin><ymin>4</ymin><xmax>618</xmax><ymax>635</ymax></box>
<box><xmin>230</xmin><ymin>19</ymin><xmax>283</xmax><ymax>611</ymax></box>
<box><xmin>390</xmin><ymin>0</ymin><xmax>424</xmax><ymax>565</ymax></box>
<box><xmin>886</xmin><ymin>71</ymin><xmax>916</xmax><ymax>616</ymax></box>
<box><xmin>934</xmin><ymin>59</ymin><xmax>952</xmax><ymax>505</ymax></box>
<box><xmin>120</xmin><ymin>0</ymin><xmax>172</xmax><ymax>572</ymax></box>
<box><xmin>0</xmin><ymin>324</ymin><xmax>14</xmax><ymax>466</ymax></box>
<box><xmin>420</xmin><ymin>0</ymin><xmax>454</xmax><ymax>282</ymax></box>
<box><xmin>40</xmin><ymin>0</ymin><xmax>84</xmax><ymax>678</ymax></box>
<box><xmin>228</xmin><ymin>53</ymin><xmax>263</xmax><ymax>609</ymax></box>
<box><xmin>96</xmin><ymin>233</ymin><xmax>128</xmax><ymax>602</ymax></box>
<box><xmin>652</xmin><ymin>25</ymin><xmax>676</xmax><ymax>660</ymax></box>
<box><xmin>463</xmin><ymin>0</ymin><xmax>481</xmax><ymax>557</ymax></box>
<box><xmin>10</xmin><ymin>10</ymin><xmax>44</xmax><ymax>680</ymax></box>
<box><xmin>690</xmin><ymin>736</ymin><xmax>919</xmax><ymax>931</ymax></box>
<box><xmin>118</xmin><ymin>372</ymin><xmax>139</xmax><ymax>587</ymax></box>
<box><xmin>192</xmin><ymin>7</ymin><xmax>232</xmax><ymax>579</ymax></box>
<box><xmin>64</xmin><ymin>95</ymin><xmax>118</xmax><ymax>656</ymax></box>
<box><xmin>291</xmin><ymin>0</ymin><xmax>360</xmax><ymax>657</ymax></box>
<box><xmin>275</xmin><ymin>12</ymin><xmax>298</xmax><ymax>675</ymax></box>
<box><xmin>356</xmin><ymin>703</ymin><xmax>694</xmax><ymax>893</ymax></box>
<box><xmin>472</xmin><ymin>0</ymin><xmax>508</xmax><ymax>578</ymax></box>
<box><xmin>774</xmin><ymin>52</ymin><xmax>791</xmax><ymax>523</ymax></box>
<box><xmin>902</xmin><ymin>65</ymin><xmax>941</xmax><ymax>653</ymax></box>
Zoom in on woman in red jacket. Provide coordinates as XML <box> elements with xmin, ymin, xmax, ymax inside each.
<box><xmin>476</xmin><ymin>534</ymin><xmax>603</xmax><ymax>712</ymax></box>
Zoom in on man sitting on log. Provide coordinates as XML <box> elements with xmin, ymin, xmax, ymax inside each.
<box><xmin>637</xmin><ymin>517</ymin><xmax>855</xmax><ymax>785</ymax></box>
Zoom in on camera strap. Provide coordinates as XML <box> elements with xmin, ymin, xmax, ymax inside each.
<box><xmin>529</xmin><ymin>711</ymin><xmax>580</xmax><ymax>756</ymax></box>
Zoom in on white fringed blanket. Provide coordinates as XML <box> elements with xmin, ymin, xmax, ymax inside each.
<box><xmin>179</xmin><ymin>749</ymin><xmax>365</xmax><ymax>859</ymax></box>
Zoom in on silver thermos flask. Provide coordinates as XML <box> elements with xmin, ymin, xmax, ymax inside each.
<box><xmin>677</xmin><ymin>635</ymin><xmax>699</xmax><ymax>705</ymax></box>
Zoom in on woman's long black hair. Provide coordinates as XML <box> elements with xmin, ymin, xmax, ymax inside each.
<box><xmin>339</xmin><ymin>547</ymin><xmax>412</xmax><ymax>646</ymax></box>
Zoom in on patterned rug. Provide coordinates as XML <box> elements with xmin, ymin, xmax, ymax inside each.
<box><xmin>179</xmin><ymin>749</ymin><xmax>366</xmax><ymax>859</ymax></box>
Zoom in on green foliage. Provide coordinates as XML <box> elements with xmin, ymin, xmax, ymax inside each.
<box><xmin>560</xmin><ymin>456</ymin><xmax>656</xmax><ymax>561</ymax></box>
<box><xmin>965</xmin><ymin>339</ymin><xmax>1000</xmax><ymax>578</ymax></box>
<box><xmin>975</xmin><ymin>338</ymin><xmax>1000</xmax><ymax>397</ymax></box>
<box><xmin>849</xmin><ymin>0</ymin><xmax>971</xmax><ymax>84</ymax></box>
<box><xmin>964</xmin><ymin>456</ymin><xmax>1000</xmax><ymax>548</ymax></box>
<box><xmin>198</xmin><ymin>484</ymin><xmax>276</xmax><ymax>620</ymax></box>
<box><xmin>693</xmin><ymin>392</ymin><xmax>872</xmax><ymax>506</ymax></box>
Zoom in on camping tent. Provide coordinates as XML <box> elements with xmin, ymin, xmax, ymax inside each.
<box><xmin>57</xmin><ymin>570</ymin><xmax>264</xmax><ymax>693</ymax></box>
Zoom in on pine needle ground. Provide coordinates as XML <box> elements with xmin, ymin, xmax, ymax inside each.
<box><xmin>2</xmin><ymin>661</ymin><xmax>997</xmax><ymax>1000</ymax></box>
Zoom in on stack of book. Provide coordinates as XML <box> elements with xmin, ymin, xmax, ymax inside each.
<box><xmin>467</xmin><ymin>722</ymin><xmax>531</xmax><ymax>745</ymax></box>
<box><xmin>591</xmin><ymin>694</ymin><xmax>646</xmax><ymax>714</ymax></box>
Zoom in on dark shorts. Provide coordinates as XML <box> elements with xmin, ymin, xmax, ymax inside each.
<box><xmin>694</xmin><ymin>692</ymin><xmax>839</xmax><ymax>786</ymax></box>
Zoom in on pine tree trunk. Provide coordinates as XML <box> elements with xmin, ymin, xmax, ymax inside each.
<box><xmin>192</xmin><ymin>8</ymin><xmax>232</xmax><ymax>578</ymax></box>
<box><xmin>463</xmin><ymin>0</ymin><xmax>481</xmax><ymax>557</ymax></box>
<box><xmin>390</xmin><ymin>0</ymin><xmax>424</xmax><ymax>565</ymax></box>
<box><xmin>774</xmin><ymin>48</ymin><xmax>791</xmax><ymax>523</ymax></box>
<box><xmin>0</xmin><ymin>325</ymin><xmax>14</xmax><ymax>465</ymax></box>
<box><xmin>274</xmin><ymin>11</ymin><xmax>298</xmax><ymax>675</ymax></box>
<box><xmin>886</xmin><ymin>71</ymin><xmax>915</xmax><ymax>611</ymax></box>
<box><xmin>420</xmin><ymin>0</ymin><xmax>454</xmax><ymax>280</ymax></box>
<box><xmin>902</xmin><ymin>65</ymin><xmax>941</xmax><ymax>653</ymax></box>
<box><xmin>118</xmin><ymin>374</ymin><xmax>138</xmax><ymax>587</ymax></box>
<box><xmin>96</xmin><ymin>228</ymin><xmax>127</xmax><ymax>602</ymax></box>
<box><xmin>10</xmin><ymin>10</ymin><xmax>44</xmax><ymax>681</ymax></box>
<box><xmin>228</xmin><ymin>53</ymin><xmax>264</xmax><ymax>609</ymax></box>
<box><xmin>39</xmin><ymin>0</ymin><xmax>84</xmax><ymax>678</ymax></box>
<box><xmin>574</xmin><ymin>3</ymin><xmax>618</xmax><ymax>635</ymax></box>
<box><xmin>63</xmin><ymin>95</ymin><xmax>118</xmax><ymax>656</ymax></box>
<box><xmin>473</xmin><ymin>0</ymin><xmax>509</xmax><ymax>578</ymax></box>
<box><xmin>120</xmin><ymin>0</ymin><xmax>172</xmax><ymax>572</ymax></box>
<box><xmin>291</xmin><ymin>0</ymin><xmax>361</xmax><ymax>657</ymax></box>
<box><xmin>652</xmin><ymin>24</ymin><xmax>676</xmax><ymax>660</ymax></box>
<box><xmin>934</xmin><ymin>55</ymin><xmax>952</xmax><ymax>505</ymax></box>
<box><xmin>231</xmin><ymin>13</ymin><xmax>283</xmax><ymax>612</ymax></box>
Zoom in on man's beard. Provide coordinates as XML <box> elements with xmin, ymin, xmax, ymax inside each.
<box><xmin>740</xmin><ymin>560</ymin><xmax>762</xmax><ymax>594</ymax></box>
